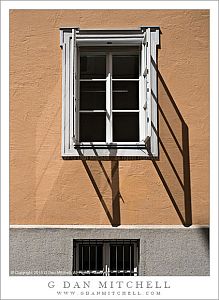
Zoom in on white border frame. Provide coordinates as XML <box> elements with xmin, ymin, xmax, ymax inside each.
<box><xmin>1</xmin><ymin>1</ymin><xmax>218</xmax><ymax>300</ymax></box>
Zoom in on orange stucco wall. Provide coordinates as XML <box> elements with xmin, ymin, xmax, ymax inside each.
<box><xmin>10</xmin><ymin>9</ymin><xmax>209</xmax><ymax>225</ymax></box>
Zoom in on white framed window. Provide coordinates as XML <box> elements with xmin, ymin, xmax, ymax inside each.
<box><xmin>72</xmin><ymin>239</ymin><xmax>139</xmax><ymax>276</ymax></box>
<box><xmin>60</xmin><ymin>27</ymin><xmax>160</xmax><ymax>157</ymax></box>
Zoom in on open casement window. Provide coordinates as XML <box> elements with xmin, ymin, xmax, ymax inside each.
<box><xmin>60</xmin><ymin>27</ymin><xmax>160</xmax><ymax>157</ymax></box>
<box><xmin>72</xmin><ymin>239</ymin><xmax>139</xmax><ymax>276</ymax></box>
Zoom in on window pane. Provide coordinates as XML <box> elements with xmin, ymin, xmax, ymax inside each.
<box><xmin>90</xmin><ymin>245</ymin><xmax>103</xmax><ymax>275</ymax></box>
<box><xmin>110</xmin><ymin>245</ymin><xmax>117</xmax><ymax>274</ymax></box>
<box><xmin>97</xmin><ymin>245</ymin><xmax>103</xmax><ymax>271</ymax></box>
<box><xmin>90</xmin><ymin>246</ymin><xmax>96</xmax><ymax>270</ymax></box>
<box><xmin>113</xmin><ymin>55</ymin><xmax>139</xmax><ymax>79</ymax></box>
<box><xmin>117</xmin><ymin>245</ymin><xmax>123</xmax><ymax>271</ymax></box>
<box><xmin>80</xmin><ymin>113</ymin><xmax>106</xmax><ymax>142</ymax></box>
<box><xmin>113</xmin><ymin>113</ymin><xmax>139</xmax><ymax>142</ymax></box>
<box><xmin>82</xmin><ymin>246</ymin><xmax>89</xmax><ymax>270</ymax></box>
<box><xmin>80</xmin><ymin>55</ymin><xmax>106</xmax><ymax>79</ymax></box>
<box><xmin>131</xmin><ymin>244</ymin><xmax>134</xmax><ymax>271</ymax></box>
<box><xmin>113</xmin><ymin>81</ymin><xmax>139</xmax><ymax>110</ymax></box>
<box><xmin>124</xmin><ymin>245</ymin><xmax>131</xmax><ymax>271</ymax></box>
<box><xmin>79</xmin><ymin>245</ymin><xmax>82</xmax><ymax>270</ymax></box>
<box><xmin>80</xmin><ymin>81</ymin><xmax>106</xmax><ymax>110</ymax></box>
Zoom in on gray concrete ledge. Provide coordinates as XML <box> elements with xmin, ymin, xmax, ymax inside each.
<box><xmin>9</xmin><ymin>227</ymin><xmax>209</xmax><ymax>276</ymax></box>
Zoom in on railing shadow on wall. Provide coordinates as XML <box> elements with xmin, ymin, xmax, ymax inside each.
<box><xmin>76</xmin><ymin>148</ymin><xmax>123</xmax><ymax>227</ymax></box>
<box><xmin>148</xmin><ymin>57</ymin><xmax>192</xmax><ymax>226</ymax></box>
<box><xmin>82</xmin><ymin>160</ymin><xmax>122</xmax><ymax>227</ymax></box>
<box><xmin>71</xmin><ymin>62</ymin><xmax>192</xmax><ymax>227</ymax></box>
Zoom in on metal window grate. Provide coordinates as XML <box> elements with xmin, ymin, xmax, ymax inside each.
<box><xmin>73</xmin><ymin>239</ymin><xmax>139</xmax><ymax>276</ymax></box>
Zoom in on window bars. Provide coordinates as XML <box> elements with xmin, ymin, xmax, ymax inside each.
<box><xmin>73</xmin><ymin>239</ymin><xmax>139</xmax><ymax>276</ymax></box>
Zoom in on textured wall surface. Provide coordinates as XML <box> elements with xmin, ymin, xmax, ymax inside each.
<box><xmin>9</xmin><ymin>228</ymin><xmax>209</xmax><ymax>276</ymax></box>
<box><xmin>10</xmin><ymin>10</ymin><xmax>209</xmax><ymax>225</ymax></box>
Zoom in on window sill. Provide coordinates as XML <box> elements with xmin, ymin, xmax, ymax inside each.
<box><xmin>75</xmin><ymin>142</ymin><xmax>146</xmax><ymax>148</ymax></box>
<box><xmin>62</xmin><ymin>145</ymin><xmax>158</xmax><ymax>159</ymax></box>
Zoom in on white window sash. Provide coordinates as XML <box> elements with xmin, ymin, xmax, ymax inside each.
<box><xmin>76</xmin><ymin>37</ymin><xmax>143</xmax><ymax>46</ymax></box>
<box><xmin>146</xmin><ymin>28</ymin><xmax>152</xmax><ymax>141</ymax></box>
<box><xmin>142</xmin><ymin>28</ymin><xmax>152</xmax><ymax>142</ymax></box>
<box><xmin>72</xmin><ymin>29</ymin><xmax>78</xmax><ymax>143</ymax></box>
<box><xmin>140</xmin><ymin>32</ymin><xmax>146</xmax><ymax>142</ymax></box>
<box><xmin>77</xmin><ymin>50</ymin><xmax>140</xmax><ymax>145</ymax></box>
<box><xmin>65</xmin><ymin>34</ymin><xmax>71</xmax><ymax>152</ymax></box>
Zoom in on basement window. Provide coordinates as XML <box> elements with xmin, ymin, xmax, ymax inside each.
<box><xmin>72</xmin><ymin>239</ymin><xmax>139</xmax><ymax>276</ymax></box>
<box><xmin>60</xmin><ymin>27</ymin><xmax>160</xmax><ymax>157</ymax></box>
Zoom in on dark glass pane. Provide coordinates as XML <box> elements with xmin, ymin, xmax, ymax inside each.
<box><xmin>113</xmin><ymin>81</ymin><xmax>139</xmax><ymax>110</ymax></box>
<box><xmin>79</xmin><ymin>245</ymin><xmax>82</xmax><ymax>270</ymax></box>
<box><xmin>82</xmin><ymin>246</ymin><xmax>89</xmax><ymax>270</ymax></box>
<box><xmin>113</xmin><ymin>55</ymin><xmax>139</xmax><ymax>79</ymax></box>
<box><xmin>124</xmin><ymin>245</ymin><xmax>131</xmax><ymax>271</ymax></box>
<box><xmin>97</xmin><ymin>245</ymin><xmax>103</xmax><ymax>271</ymax></box>
<box><xmin>90</xmin><ymin>246</ymin><xmax>96</xmax><ymax>270</ymax></box>
<box><xmin>113</xmin><ymin>113</ymin><xmax>139</xmax><ymax>142</ymax></box>
<box><xmin>80</xmin><ymin>82</ymin><xmax>106</xmax><ymax>110</ymax></box>
<box><xmin>117</xmin><ymin>245</ymin><xmax>123</xmax><ymax>271</ymax></box>
<box><xmin>131</xmin><ymin>244</ymin><xmax>134</xmax><ymax>271</ymax></box>
<box><xmin>80</xmin><ymin>55</ymin><xmax>106</xmax><ymax>79</ymax></box>
<box><xmin>110</xmin><ymin>246</ymin><xmax>116</xmax><ymax>272</ymax></box>
<box><xmin>80</xmin><ymin>113</ymin><xmax>106</xmax><ymax>142</ymax></box>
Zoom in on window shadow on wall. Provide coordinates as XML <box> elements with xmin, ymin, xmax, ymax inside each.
<box><xmin>148</xmin><ymin>60</ymin><xmax>192</xmax><ymax>226</ymax></box>
<box><xmin>81</xmin><ymin>158</ymin><xmax>123</xmax><ymax>227</ymax></box>
<box><xmin>75</xmin><ymin>61</ymin><xmax>192</xmax><ymax>227</ymax></box>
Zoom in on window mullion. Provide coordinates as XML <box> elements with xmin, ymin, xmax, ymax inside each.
<box><xmin>106</xmin><ymin>53</ymin><xmax>112</xmax><ymax>143</ymax></box>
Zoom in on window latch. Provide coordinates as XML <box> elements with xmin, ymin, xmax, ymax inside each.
<box><xmin>72</xmin><ymin>136</ymin><xmax>78</xmax><ymax>144</ymax></box>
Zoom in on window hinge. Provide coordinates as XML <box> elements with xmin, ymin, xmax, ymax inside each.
<box><xmin>143</xmin><ymin>103</ymin><xmax>147</xmax><ymax>110</ymax></box>
<box><xmin>143</xmin><ymin>69</ymin><xmax>148</xmax><ymax>77</ymax></box>
<box><xmin>144</xmin><ymin>136</ymin><xmax>150</xmax><ymax>144</ymax></box>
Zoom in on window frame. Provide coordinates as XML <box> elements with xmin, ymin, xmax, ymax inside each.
<box><xmin>72</xmin><ymin>239</ymin><xmax>139</xmax><ymax>276</ymax></box>
<box><xmin>78</xmin><ymin>49</ymin><xmax>142</xmax><ymax>145</ymax></box>
<box><xmin>60</xmin><ymin>27</ymin><xmax>160</xmax><ymax>158</ymax></box>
